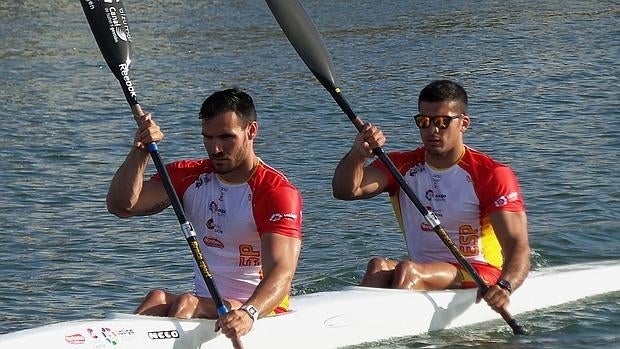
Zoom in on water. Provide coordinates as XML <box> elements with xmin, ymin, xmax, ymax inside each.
<box><xmin>1</xmin><ymin>0</ymin><xmax>619</xmax><ymax>348</ymax></box>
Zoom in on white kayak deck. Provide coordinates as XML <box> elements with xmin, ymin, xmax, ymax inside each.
<box><xmin>1</xmin><ymin>260</ymin><xmax>619</xmax><ymax>349</ymax></box>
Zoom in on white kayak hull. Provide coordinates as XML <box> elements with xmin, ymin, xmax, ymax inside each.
<box><xmin>1</xmin><ymin>260</ymin><xmax>619</xmax><ymax>349</ymax></box>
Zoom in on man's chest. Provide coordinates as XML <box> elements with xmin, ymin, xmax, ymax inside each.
<box><xmin>183</xmin><ymin>175</ymin><xmax>257</xmax><ymax>240</ymax></box>
<box><xmin>402</xmin><ymin>167</ymin><xmax>481</xmax><ymax>225</ymax></box>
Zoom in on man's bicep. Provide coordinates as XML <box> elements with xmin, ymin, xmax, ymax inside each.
<box><xmin>134</xmin><ymin>179</ymin><xmax>171</xmax><ymax>215</ymax></box>
<box><xmin>490</xmin><ymin>210</ymin><xmax>529</xmax><ymax>254</ymax></box>
<box><xmin>356</xmin><ymin>165</ymin><xmax>390</xmax><ymax>199</ymax></box>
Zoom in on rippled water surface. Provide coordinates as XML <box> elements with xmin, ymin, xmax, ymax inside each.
<box><xmin>1</xmin><ymin>1</ymin><xmax>618</xmax><ymax>348</ymax></box>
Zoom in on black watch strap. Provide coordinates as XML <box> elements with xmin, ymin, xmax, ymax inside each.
<box><xmin>496</xmin><ymin>278</ymin><xmax>512</xmax><ymax>294</ymax></box>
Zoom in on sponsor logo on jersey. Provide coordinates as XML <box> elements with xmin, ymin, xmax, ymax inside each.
<box><xmin>209</xmin><ymin>201</ymin><xmax>226</xmax><ymax>216</ymax></box>
<box><xmin>425</xmin><ymin>189</ymin><xmax>434</xmax><ymax>201</ymax></box>
<box><xmin>426</xmin><ymin>190</ymin><xmax>447</xmax><ymax>201</ymax></box>
<box><xmin>269</xmin><ymin>213</ymin><xmax>298</xmax><ymax>222</ymax></box>
<box><xmin>195</xmin><ymin>174</ymin><xmax>212</xmax><ymax>189</ymax></box>
<box><xmin>421</xmin><ymin>222</ymin><xmax>433</xmax><ymax>232</ymax></box>
<box><xmin>434</xmin><ymin>193</ymin><xmax>447</xmax><ymax>200</ymax></box>
<box><xmin>494</xmin><ymin>192</ymin><xmax>519</xmax><ymax>207</ymax></box>
<box><xmin>203</xmin><ymin>236</ymin><xmax>224</xmax><ymax>249</ymax></box>
<box><xmin>408</xmin><ymin>164</ymin><xmax>425</xmax><ymax>177</ymax></box>
<box><xmin>219</xmin><ymin>187</ymin><xmax>228</xmax><ymax>201</ymax></box>
<box><xmin>206</xmin><ymin>219</ymin><xmax>223</xmax><ymax>234</ymax></box>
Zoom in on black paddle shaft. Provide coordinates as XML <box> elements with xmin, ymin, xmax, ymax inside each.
<box><xmin>80</xmin><ymin>4</ymin><xmax>243</xmax><ymax>346</ymax></box>
<box><xmin>266</xmin><ymin>0</ymin><xmax>527</xmax><ymax>336</ymax></box>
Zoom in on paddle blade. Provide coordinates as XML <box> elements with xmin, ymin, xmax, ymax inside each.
<box><xmin>80</xmin><ymin>0</ymin><xmax>138</xmax><ymax>106</ymax></box>
<box><xmin>266</xmin><ymin>0</ymin><xmax>338</xmax><ymax>91</ymax></box>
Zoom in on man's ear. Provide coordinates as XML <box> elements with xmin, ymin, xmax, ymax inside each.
<box><xmin>461</xmin><ymin>114</ymin><xmax>471</xmax><ymax>132</ymax></box>
<box><xmin>247</xmin><ymin>121</ymin><xmax>258</xmax><ymax>140</ymax></box>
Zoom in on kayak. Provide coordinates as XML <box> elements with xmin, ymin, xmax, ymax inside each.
<box><xmin>1</xmin><ymin>260</ymin><xmax>618</xmax><ymax>349</ymax></box>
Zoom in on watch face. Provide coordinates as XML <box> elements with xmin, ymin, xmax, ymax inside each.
<box><xmin>243</xmin><ymin>305</ymin><xmax>258</xmax><ymax>321</ymax></box>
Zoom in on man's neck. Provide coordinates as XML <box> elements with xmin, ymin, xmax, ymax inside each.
<box><xmin>218</xmin><ymin>155</ymin><xmax>259</xmax><ymax>184</ymax></box>
<box><xmin>425</xmin><ymin>145</ymin><xmax>466</xmax><ymax>170</ymax></box>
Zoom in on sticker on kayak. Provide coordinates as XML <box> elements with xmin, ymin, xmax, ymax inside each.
<box><xmin>65</xmin><ymin>334</ymin><xmax>85</xmax><ymax>344</ymax></box>
<box><xmin>148</xmin><ymin>330</ymin><xmax>180</xmax><ymax>340</ymax></box>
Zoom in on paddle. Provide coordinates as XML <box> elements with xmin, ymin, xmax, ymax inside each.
<box><xmin>265</xmin><ymin>0</ymin><xmax>527</xmax><ymax>336</ymax></box>
<box><xmin>79</xmin><ymin>1</ymin><xmax>243</xmax><ymax>347</ymax></box>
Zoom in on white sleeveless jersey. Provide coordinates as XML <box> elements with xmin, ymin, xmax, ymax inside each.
<box><xmin>153</xmin><ymin>158</ymin><xmax>302</xmax><ymax>300</ymax></box>
<box><xmin>371</xmin><ymin>146</ymin><xmax>524</xmax><ymax>268</ymax></box>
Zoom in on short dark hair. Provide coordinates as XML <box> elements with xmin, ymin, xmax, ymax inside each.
<box><xmin>418</xmin><ymin>80</ymin><xmax>468</xmax><ymax>113</ymax></box>
<box><xmin>199</xmin><ymin>87</ymin><xmax>257</xmax><ymax>127</ymax></box>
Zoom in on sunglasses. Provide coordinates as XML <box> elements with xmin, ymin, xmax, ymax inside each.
<box><xmin>413</xmin><ymin>114</ymin><xmax>464</xmax><ymax>129</ymax></box>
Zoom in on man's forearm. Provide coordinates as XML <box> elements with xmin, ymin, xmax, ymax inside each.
<box><xmin>501</xmin><ymin>244</ymin><xmax>531</xmax><ymax>291</ymax></box>
<box><xmin>243</xmin><ymin>269</ymin><xmax>294</xmax><ymax>318</ymax></box>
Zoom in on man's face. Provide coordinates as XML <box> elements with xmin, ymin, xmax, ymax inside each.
<box><xmin>417</xmin><ymin>100</ymin><xmax>468</xmax><ymax>156</ymax></box>
<box><xmin>201</xmin><ymin>111</ymin><xmax>256</xmax><ymax>175</ymax></box>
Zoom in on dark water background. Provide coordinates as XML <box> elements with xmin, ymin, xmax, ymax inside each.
<box><xmin>1</xmin><ymin>1</ymin><xmax>618</xmax><ymax>348</ymax></box>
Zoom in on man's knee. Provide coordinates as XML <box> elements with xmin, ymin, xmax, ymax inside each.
<box><xmin>135</xmin><ymin>289</ymin><xmax>173</xmax><ymax>316</ymax></box>
<box><xmin>392</xmin><ymin>261</ymin><xmax>423</xmax><ymax>289</ymax></box>
<box><xmin>175</xmin><ymin>293</ymin><xmax>197</xmax><ymax>307</ymax></box>
<box><xmin>394</xmin><ymin>260</ymin><xmax>419</xmax><ymax>275</ymax></box>
<box><xmin>169</xmin><ymin>293</ymin><xmax>199</xmax><ymax>318</ymax></box>
<box><xmin>366</xmin><ymin>256</ymin><xmax>391</xmax><ymax>272</ymax></box>
<box><xmin>145</xmin><ymin>288</ymin><xmax>168</xmax><ymax>302</ymax></box>
<box><xmin>395</xmin><ymin>260</ymin><xmax>426</xmax><ymax>280</ymax></box>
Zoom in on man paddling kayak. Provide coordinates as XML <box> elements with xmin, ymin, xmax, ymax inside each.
<box><xmin>106</xmin><ymin>88</ymin><xmax>303</xmax><ymax>339</ymax></box>
<box><xmin>332</xmin><ymin>80</ymin><xmax>530</xmax><ymax>314</ymax></box>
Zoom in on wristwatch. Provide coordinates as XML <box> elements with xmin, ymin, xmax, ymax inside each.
<box><xmin>241</xmin><ymin>304</ymin><xmax>259</xmax><ymax>322</ymax></box>
<box><xmin>496</xmin><ymin>278</ymin><xmax>512</xmax><ymax>294</ymax></box>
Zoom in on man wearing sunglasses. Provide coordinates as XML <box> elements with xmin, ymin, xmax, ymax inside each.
<box><xmin>332</xmin><ymin>80</ymin><xmax>530</xmax><ymax>314</ymax></box>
